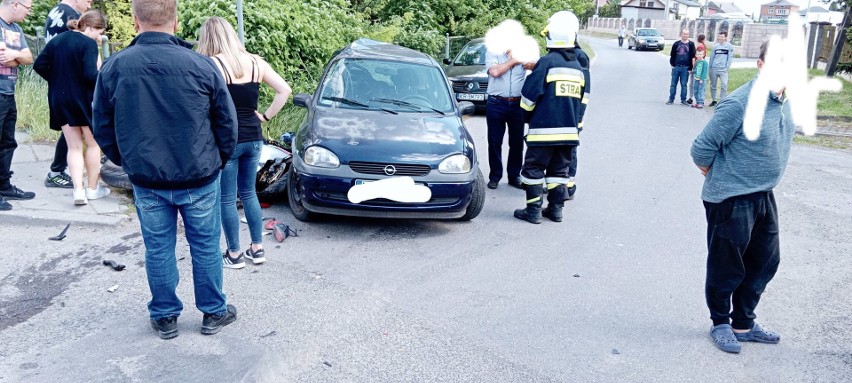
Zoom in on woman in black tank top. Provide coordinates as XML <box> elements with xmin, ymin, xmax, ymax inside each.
<box><xmin>198</xmin><ymin>17</ymin><xmax>292</xmax><ymax>269</ymax></box>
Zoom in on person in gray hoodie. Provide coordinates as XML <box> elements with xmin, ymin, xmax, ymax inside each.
<box><xmin>691</xmin><ymin>40</ymin><xmax>789</xmax><ymax>354</ymax></box>
<box><xmin>708</xmin><ymin>31</ymin><xmax>734</xmax><ymax>106</ymax></box>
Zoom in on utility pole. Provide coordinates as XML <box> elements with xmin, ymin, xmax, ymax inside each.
<box><xmin>237</xmin><ymin>0</ymin><xmax>246</xmax><ymax>45</ymax></box>
<box><xmin>664</xmin><ymin>0</ymin><xmax>670</xmax><ymax>21</ymax></box>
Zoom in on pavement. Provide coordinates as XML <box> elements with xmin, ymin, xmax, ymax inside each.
<box><xmin>0</xmin><ymin>131</ymin><xmax>133</xmax><ymax>226</ymax></box>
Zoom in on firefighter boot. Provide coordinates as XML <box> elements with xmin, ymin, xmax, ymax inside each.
<box><xmin>542</xmin><ymin>203</ymin><xmax>563</xmax><ymax>222</ymax></box>
<box><xmin>513</xmin><ymin>185</ymin><xmax>543</xmax><ymax>224</ymax></box>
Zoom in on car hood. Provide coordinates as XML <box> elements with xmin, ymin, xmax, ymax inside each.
<box><xmin>444</xmin><ymin>64</ymin><xmax>487</xmax><ymax>80</ymax></box>
<box><xmin>301</xmin><ymin>107</ymin><xmax>472</xmax><ymax>165</ymax></box>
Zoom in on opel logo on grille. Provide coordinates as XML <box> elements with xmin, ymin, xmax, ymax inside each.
<box><xmin>466</xmin><ymin>82</ymin><xmax>475</xmax><ymax>91</ymax></box>
<box><xmin>383</xmin><ymin>165</ymin><xmax>397</xmax><ymax>176</ymax></box>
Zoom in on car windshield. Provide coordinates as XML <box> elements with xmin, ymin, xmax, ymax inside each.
<box><xmin>452</xmin><ymin>41</ymin><xmax>486</xmax><ymax>66</ymax></box>
<box><xmin>318</xmin><ymin>58</ymin><xmax>454</xmax><ymax>114</ymax></box>
<box><xmin>637</xmin><ymin>29</ymin><xmax>660</xmax><ymax>37</ymax></box>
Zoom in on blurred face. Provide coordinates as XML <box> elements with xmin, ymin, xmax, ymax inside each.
<box><xmin>681</xmin><ymin>30</ymin><xmax>689</xmax><ymax>41</ymax></box>
<box><xmin>12</xmin><ymin>0</ymin><xmax>33</xmax><ymax>22</ymax></box>
<box><xmin>73</xmin><ymin>0</ymin><xmax>92</xmax><ymax>13</ymax></box>
<box><xmin>697</xmin><ymin>51</ymin><xmax>705</xmax><ymax>60</ymax></box>
<box><xmin>718</xmin><ymin>33</ymin><xmax>727</xmax><ymax>43</ymax></box>
<box><xmin>83</xmin><ymin>26</ymin><xmax>104</xmax><ymax>41</ymax></box>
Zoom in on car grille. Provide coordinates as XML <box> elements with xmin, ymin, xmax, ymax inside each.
<box><xmin>451</xmin><ymin>81</ymin><xmax>488</xmax><ymax>93</ymax></box>
<box><xmin>348</xmin><ymin>162</ymin><xmax>431</xmax><ymax>177</ymax></box>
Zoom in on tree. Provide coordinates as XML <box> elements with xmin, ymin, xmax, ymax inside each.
<box><xmin>598</xmin><ymin>0</ymin><xmax>622</xmax><ymax>18</ymax></box>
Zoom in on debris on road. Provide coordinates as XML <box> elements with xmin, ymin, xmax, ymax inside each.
<box><xmin>102</xmin><ymin>260</ymin><xmax>125</xmax><ymax>271</ymax></box>
<box><xmin>48</xmin><ymin>223</ymin><xmax>71</xmax><ymax>241</ymax></box>
<box><xmin>323</xmin><ymin>361</ymin><xmax>332</xmax><ymax>367</ymax></box>
<box><xmin>107</xmin><ymin>285</ymin><xmax>119</xmax><ymax>293</ymax></box>
<box><xmin>612</xmin><ymin>349</ymin><xmax>620</xmax><ymax>355</ymax></box>
<box><xmin>261</xmin><ymin>331</ymin><xmax>277</xmax><ymax>338</ymax></box>
<box><xmin>573</xmin><ymin>274</ymin><xmax>581</xmax><ymax>278</ymax></box>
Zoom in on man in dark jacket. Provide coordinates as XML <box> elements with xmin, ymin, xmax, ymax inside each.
<box><xmin>667</xmin><ymin>29</ymin><xmax>695</xmax><ymax>105</ymax></box>
<box><xmin>92</xmin><ymin>0</ymin><xmax>238</xmax><ymax>340</ymax></box>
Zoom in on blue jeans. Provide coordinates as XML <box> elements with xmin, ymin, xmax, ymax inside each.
<box><xmin>669</xmin><ymin>66</ymin><xmax>689</xmax><ymax>103</ymax></box>
<box><xmin>220</xmin><ymin>140</ymin><xmax>263</xmax><ymax>252</ymax></box>
<box><xmin>132</xmin><ymin>177</ymin><xmax>227</xmax><ymax>320</ymax></box>
<box><xmin>695</xmin><ymin>79</ymin><xmax>706</xmax><ymax>105</ymax></box>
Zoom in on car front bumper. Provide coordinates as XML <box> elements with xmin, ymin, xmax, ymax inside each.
<box><xmin>293</xmin><ymin>157</ymin><xmax>477</xmax><ymax>219</ymax></box>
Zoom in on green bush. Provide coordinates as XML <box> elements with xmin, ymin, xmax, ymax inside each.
<box><xmin>15</xmin><ymin>67</ymin><xmax>54</xmax><ymax>142</ymax></box>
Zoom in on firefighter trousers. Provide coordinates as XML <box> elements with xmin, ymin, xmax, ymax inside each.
<box><xmin>519</xmin><ymin>145</ymin><xmax>576</xmax><ymax>204</ymax></box>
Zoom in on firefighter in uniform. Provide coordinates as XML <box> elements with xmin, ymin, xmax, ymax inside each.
<box><xmin>514</xmin><ymin>11</ymin><xmax>590</xmax><ymax>224</ymax></box>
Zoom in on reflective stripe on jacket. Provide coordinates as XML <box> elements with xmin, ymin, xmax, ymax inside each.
<box><xmin>520</xmin><ymin>49</ymin><xmax>589</xmax><ymax>146</ymax></box>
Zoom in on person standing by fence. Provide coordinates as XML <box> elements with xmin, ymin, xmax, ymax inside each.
<box><xmin>708</xmin><ymin>31</ymin><xmax>734</xmax><ymax>107</ymax></box>
<box><xmin>33</xmin><ymin>10</ymin><xmax>109</xmax><ymax>205</ymax></box>
<box><xmin>42</xmin><ymin>0</ymin><xmax>91</xmax><ymax>189</ymax></box>
<box><xmin>0</xmin><ymin>0</ymin><xmax>36</xmax><ymax>212</ymax></box>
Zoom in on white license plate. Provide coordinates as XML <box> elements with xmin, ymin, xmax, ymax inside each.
<box><xmin>457</xmin><ymin>93</ymin><xmax>485</xmax><ymax>101</ymax></box>
<box><xmin>355</xmin><ymin>179</ymin><xmax>425</xmax><ymax>186</ymax></box>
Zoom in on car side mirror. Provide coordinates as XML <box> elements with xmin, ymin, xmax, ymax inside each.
<box><xmin>458</xmin><ymin>101</ymin><xmax>476</xmax><ymax>116</ymax></box>
<box><xmin>443</xmin><ymin>58</ymin><xmax>452</xmax><ymax>65</ymax></box>
<box><xmin>293</xmin><ymin>93</ymin><xmax>312</xmax><ymax>108</ymax></box>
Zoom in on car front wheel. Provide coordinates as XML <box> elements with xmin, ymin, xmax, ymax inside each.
<box><xmin>458</xmin><ymin>168</ymin><xmax>485</xmax><ymax>221</ymax></box>
<box><xmin>288</xmin><ymin>169</ymin><xmax>314</xmax><ymax>222</ymax></box>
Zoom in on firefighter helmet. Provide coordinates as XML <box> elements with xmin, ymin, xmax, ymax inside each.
<box><xmin>542</xmin><ymin>11</ymin><xmax>580</xmax><ymax>49</ymax></box>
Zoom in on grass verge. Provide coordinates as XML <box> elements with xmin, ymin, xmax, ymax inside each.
<box><xmin>725</xmin><ymin>68</ymin><xmax>852</xmax><ymax>119</ymax></box>
<box><xmin>794</xmin><ymin>134</ymin><xmax>852</xmax><ymax>150</ymax></box>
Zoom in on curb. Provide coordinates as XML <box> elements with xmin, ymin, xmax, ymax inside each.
<box><xmin>0</xmin><ymin>208</ymin><xmax>133</xmax><ymax>227</ymax></box>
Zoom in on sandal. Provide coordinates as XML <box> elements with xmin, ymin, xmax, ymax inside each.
<box><xmin>710</xmin><ymin>324</ymin><xmax>741</xmax><ymax>354</ymax></box>
<box><xmin>734</xmin><ymin>323</ymin><xmax>780</xmax><ymax>344</ymax></box>
<box><xmin>264</xmin><ymin>218</ymin><xmax>279</xmax><ymax>230</ymax></box>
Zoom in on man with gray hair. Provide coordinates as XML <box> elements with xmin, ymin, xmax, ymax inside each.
<box><xmin>93</xmin><ymin>0</ymin><xmax>239</xmax><ymax>339</ymax></box>
<box><xmin>691</xmin><ymin>41</ymin><xmax>788</xmax><ymax>354</ymax></box>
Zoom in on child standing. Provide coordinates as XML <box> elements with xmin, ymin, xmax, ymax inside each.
<box><xmin>692</xmin><ymin>50</ymin><xmax>709</xmax><ymax>109</ymax></box>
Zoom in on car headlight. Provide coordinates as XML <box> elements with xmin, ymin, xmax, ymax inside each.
<box><xmin>438</xmin><ymin>154</ymin><xmax>471</xmax><ymax>174</ymax></box>
<box><xmin>639</xmin><ymin>39</ymin><xmax>645</xmax><ymax>44</ymax></box>
<box><xmin>304</xmin><ymin>146</ymin><xmax>340</xmax><ymax>168</ymax></box>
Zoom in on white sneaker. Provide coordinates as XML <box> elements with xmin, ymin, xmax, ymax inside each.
<box><xmin>86</xmin><ymin>186</ymin><xmax>111</xmax><ymax>200</ymax></box>
<box><xmin>73</xmin><ymin>188</ymin><xmax>88</xmax><ymax>206</ymax></box>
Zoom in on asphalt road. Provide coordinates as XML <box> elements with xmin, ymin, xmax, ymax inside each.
<box><xmin>1</xmin><ymin>37</ymin><xmax>850</xmax><ymax>382</ymax></box>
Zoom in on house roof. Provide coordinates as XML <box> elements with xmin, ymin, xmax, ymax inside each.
<box><xmin>763</xmin><ymin>0</ymin><xmax>797</xmax><ymax>6</ymax></box>
<box><xmin>707</xmin><ymin>1</ymin><xmax>744</xmax><ymax>13</ymax></box>
<box><xmin>799</xmin><ymin>6</ymin><xmax>828</xmax><ymax>15</ymax></box>
<box><xmin>674</xmin><ymin>0</ymin><xmax>702</xmax><ymax>7</ymax></box>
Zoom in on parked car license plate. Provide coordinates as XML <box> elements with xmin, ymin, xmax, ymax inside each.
<box><xmin>457</xmin><ymin>93</ymin><xmax>485</xmax><ymax>101</ymax></box>
<box><xmin>355</xmin><ymin>179</ymin><xmax>425</xmax><ymax>186</ymax></box>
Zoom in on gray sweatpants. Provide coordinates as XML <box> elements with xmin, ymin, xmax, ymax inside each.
<box><xmin>709</xmin><ymin>68</ymin><xmax>728</xmax><ymax>102</ymax></box>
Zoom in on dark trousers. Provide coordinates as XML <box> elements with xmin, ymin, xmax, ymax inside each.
<box><xmin>618</xmin><ymin>36</ymin><xmax>624</xmax><ymax>47</ymax></box>
<box><xmin>0</xmin><ymin>94</ymin><xmax>18</xmax><ymax>189</ymax></box>
<box><xmin>703</xmin><ymin>191</ymin><xmax>781</xmax><ymax>329</ymax></box>
<box><xmin>567</xmin><ymin>147</ymin><xmax>577</xmax><ymax>196</ymax></box>
<box><xmin>521</xmin><ymin>145</ymin><xmax>574</xmax><ymax>203</ymax></box>
<box><xmin>486</xmin><ymin>96</ymin><xmax>524</xmax><ymax>183</ymax></box>
<box><xmin>50</xmin><ymin>133</ymin><xmax>69</xmax><ymax>173</ymax></box>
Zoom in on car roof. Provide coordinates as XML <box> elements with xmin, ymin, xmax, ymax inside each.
<box><xmin>333</xmin><ymin>38</ymin><xmax>438</xmax><ymax>66</ymax></box>
<box><xmin>637</xmin><ymin>28</ymin><xmax>659</xmax><ymax>31</ymax></box>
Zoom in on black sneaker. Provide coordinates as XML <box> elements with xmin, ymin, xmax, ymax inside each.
<box><xmin>0</xmin><ymin>196</ymin><xmax>11</xmax><ymax>211</ymax></box>
<box><xmin>686</xmin><ymin>98</ymin><xmax>693</xmax><ymax>104</ymax></box>
<box><xmin>665</xmin><ymin>100</ymin><xmax>673</xmax><ymax>105</ymax></box>
<box><xmin>201</xmin><ymin>304</ymin><xmax>237</xmax><ymax>335</ymax></box>
<box><xmin>45</xmin><ymin>172</ymin><xmax>73</xmax><ymax>188</ymax></box>
<box><xmin>0</xmin><ymin>185</ymin><xmax>35</xmax><ymax>200</ymax></box>
<box><xmin>150</xmin><ymin>316</ymin><xmax>178</xmax><ymax>339</ymax></box>
<box><xmin>487</xmin><ymin>180</ymin><xmax>498</xmax><ymax>189</ymax></box>
<box><xmin>222</xmin><ymin>251</ymin><xmax>245</xmax><ymax>269</ymax></box>
<box><xmin>681</xmin><ymin>100</ymin><xmax>689</xmax><ymax>106</ymax></box>
<box><xmin>244</xmin><ymin>247</ymin><xmax>266</xmax><ymax>264</ymax></box>
<box><xmin>709</xmin><ymin>101</ymin><xmax>718</xmax><ymax>107</ymax></box>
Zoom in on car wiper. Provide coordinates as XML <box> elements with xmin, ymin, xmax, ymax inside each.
<box><xmin>322</xmin><ymin>96</ymin><xmax>397</xmax><ymax>114</ymax></box>
<box><xmin>321</xmin><ymin>96</ymin><xmax>370</xmax><ymax>108</ymax></box>
<box><xmin>371</xmin><ymin>98</ymin><xmax>446</xmax><ymax>115</ymax></box>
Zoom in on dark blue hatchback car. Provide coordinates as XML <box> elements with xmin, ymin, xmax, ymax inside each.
<box><xmin>288</xmin><ymin>39</ymin><xmax>485</xmax><ymax>221</ymax></box>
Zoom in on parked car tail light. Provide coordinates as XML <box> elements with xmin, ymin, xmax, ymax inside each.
<box><xmin>305</xmin><ymin>146</ymin><xmax>340</xmax><ymax>168</ymax></box>
<box><xmin>438</xmin><ymin>154</ymin><xmax>471</xmax><ymax>174</ymax></box>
